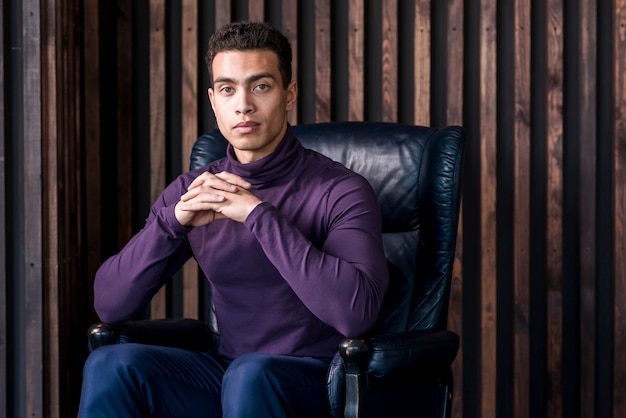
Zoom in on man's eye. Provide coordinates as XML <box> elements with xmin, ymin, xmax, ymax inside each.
<box><xmin>220</xmin><ymin>86</ymin><xmax>233</xmax><ymax>94</ymax></box>
<box><xmin>254</xmin><ymin>84</ymin><xmax>269</xmax><ymax>91</ymax></box>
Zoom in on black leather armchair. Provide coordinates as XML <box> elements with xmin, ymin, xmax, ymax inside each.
<box><xmin>88</xmin><ymin>122</ymin><xmax>465</xmax><ymax>418</ymax></box>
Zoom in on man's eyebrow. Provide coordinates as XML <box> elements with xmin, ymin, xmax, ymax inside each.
<box><xmin>213</xmin><ymin>72</ymin><xmax>277</xmax><ymax>85</ymax></box>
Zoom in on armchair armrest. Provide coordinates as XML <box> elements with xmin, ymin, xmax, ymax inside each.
<box><xmin>365</xmin><ymin>329</ymin><xmax>459</xmax><ymax>378</ymax></box>
<box><xmin>87</xmin><ymin>318</ymin><xmax>215</xmax><ymax>353</ymax></box>
<box><xmin>328</xmin><ymin>330</ymin><xmax>459</xmax><ymax>418</ymax></box>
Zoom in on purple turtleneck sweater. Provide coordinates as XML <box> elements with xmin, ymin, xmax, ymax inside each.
<box><xmin>94</xmin><ymin>128</ymin><xmax>389</xmax><ymax>361</ymax></box>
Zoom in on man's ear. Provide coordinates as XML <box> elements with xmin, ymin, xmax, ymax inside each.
<box><xmin>207</xmin><ymin>87</ymin><xmax>215</xmax><ymax>111</ymax></box>
<box><xmin>286</xmin><ymin>80</ymin><xmax>297</xmax><ymax>112</ymax></box>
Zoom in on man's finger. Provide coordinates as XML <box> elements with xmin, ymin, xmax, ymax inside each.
<box><xmin>215</xmin><ymin>171</ymin><xmax>252</xmax><ymax>189</ymax></box>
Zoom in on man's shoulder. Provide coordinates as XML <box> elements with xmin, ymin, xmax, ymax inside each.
<box><xmin>300</xmin><ymin>147</ymin><xmax>371</xmax><ymax>190</ymax></box>
<box><xmin>302</xmin><ymin>147</ymin><xmax>350</xmax><ymax>173</ymax></box>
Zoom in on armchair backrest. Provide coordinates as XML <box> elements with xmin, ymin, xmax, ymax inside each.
<box><xmin>190</xmin><ymin>122</ymin><xmax>464</xmax><ymax>336</ymax></box>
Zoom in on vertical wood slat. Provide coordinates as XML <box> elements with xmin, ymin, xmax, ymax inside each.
<box><xmin>545</xmin><ymin>1</ymin><xmax>564</xmax><ymax>416</ymax></box>
<box><xmin>57</xmin><ymin>1</ymin><xmax>84</xmax><ymax>415</ymax></box>
<box><xmin>42</xmin><ymin>0</ymin><xmax>59</xmax><ymax>415</ymax></box>
<box><xmin>248</xmin><ymin>0</ymin><xmax>264</xmax><ymax>22</ymax></box>
<box><xmin>578</xmin><ymin>0</ymin><xmax>597</xmax><ymax>416</ymax></box>
<box><xmin>181</xmin><ymin>0</ymin><xmax>200</xmax><ymax>319</ymax></box>
<box><xmin>84</xmin><ymin>0</ymin><xmax>102</xmax><ymax>314</ymax></box>
<box><xmin>282</xmin><ymin>0</ymin><xmax>298</xmax><ymax>125</ymax></box>
<box><xmin>22</xmin><ymin>1</ymin><xmax>44</xmax><ymax>416</ymax></box>
<box><xmin>215</xmin><ymin>0</ymin><xmax>231</xmax><ymax>30</ymax></box>
<box><xmin>613</xmin><ymin>0</ymin><xmax>626</xmax><ymax>413</ymax></box>
<box><xmin>479</xmin><ymin>2</ymin><xmax>497</xmax><ymax>417</ymax></box>
<box><xmin>445</xmin><ymin>2</ymin><xmax>464</xmax><ymax>417</ymax></box>
<box><xmin>381</xmin><ymin>0</ymin><xmax>398</xmax><ymax>122</ymax></box>
<box><xmin>414</xmin><ymin>0</ymin><xmax>430</xmax><ymax>125</ymax></box>
<box><xmin>446</xmin><ymin>0</ymin><xmax>464</xmax><ymax>126</ymax></box>
<box><xmin>348</xmin><ymin>0</ymin><xmax>364</xmax><ymax>121</ymax></box>
<box><xmin>149</xmin><ymin>0</ymin><xmax>168</xmax><ymax>319</ymax></box>
<box><xmin>315</xmin><ymin>0</ymin><xmax>331</xmax><ymax>122</ymax></box>
<box><xmin>117</xmin><ymin>0</ymin><xmax>133</xmax><ymax>248</ymax></box>
<box><xmin>513</xmin><ymin>0</ymin><xmax>531</xmax><ymax>417</ymax></box>
<box><xmin>0</xmin><ymin>0</ymin><xmax>6</xmax><ymax>415</ymax></box>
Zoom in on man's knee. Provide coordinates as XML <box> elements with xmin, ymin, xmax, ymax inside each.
<box><xmin>84</xmin><ymin>343</ymin><xmax>149</xmax><ymax>382</ymax></box>
<box><xmin>222</xmin><ymin>352</ymin><xmax>279</xmax><ymax>389</ymax></box>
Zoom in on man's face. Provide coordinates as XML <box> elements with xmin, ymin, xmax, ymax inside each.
<box><xmin>208</xmin><ymin>49</ymin><xmax>297</xmax><ymax>164</ymax></box>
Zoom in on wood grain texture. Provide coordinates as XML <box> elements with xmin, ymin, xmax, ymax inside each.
<box><xmin>22</xmin><ymin>1</ymin><xmax>44</xmax><ymax>416</ymax></box>
<box><xmin>414</xmin><ymin>0</ymin><xmax>430</xmax><ymax>125</ymax></box>
<box><xmin>182</xmin><ymin>0</ymin><xmax>200</xmax><ymax>319</ymax></box>
<box><xmin>282</xmin><ymin>0</ymin><xmax>298</xmax><ymax>125</ymax></box>
<box><xmin>479</xmin><ymin>2</ymin><xmax>497</xmax><ymax>417</ymax></box>
<box><xmin>446</xmin><ymin>0</ymin><xmax>464</xmax><ymax>126</ymax></box>
<box><xmin>545</xmin><ymin>1</ymin><xmax>564</xmax><ymax>416</ymax></box>
<box><xmin>84</xmin><ymin>0</ymin><xmax>102</xmax><ymax>318</ymax></box>
<box><xmin>348</xmin><ymin>0</ymin><xmax>364</xmax><ymax>121</ymax></box>
<box><xmin>117</xmin><ymin>0</ymin><xmax>133</xmax><ymax>248</ymax></box>
<box><xmin>578</xmin><ymin>0</ymin><xmax>597</xmax><ymax>416</ymax></box>
<box><xmin>42</xmin><ymin>0</ymin><xmax>59</xmax><ymax>415</ymax></box>
<box><xmin>315</xmin><ymin>0</ymin><xmax>331</xmax><ymax>122</ymax></box>
<box><xmin>215</xmin><ymin>0</ymin><xmax>231</xmax><ymax>32</ymax></box>
<box><xmin>513</xmin><ymin>1</ymin><xmax>531</xmax><ymax>417</ymax></box>
<box><xmin>248</xmin><ymin>0</ymin><xmax>264</xmax><ymax>22</ymax></box>
<box><xmin>0</xmin><ymin>0</ymin><xmax>7</xmax><ymax>415</ymax></box>
<box><xmin>149</xmin><ymin>0</ymin><xmax>167</xmax><ymax>319</ymax></box>
<box><xmin>445</xmin><ymin>2</ymin><xmax>464</xmax><ymax>416</ymax></box>
<box><xmin>381</xmin><ymin>0</ymin><xmax>397</xmax><ymax>122</ymax></box>
<box><xmin>613</xmin><ymin>0</ymin><xmax>626</xmax><ymax>413</ymax></box>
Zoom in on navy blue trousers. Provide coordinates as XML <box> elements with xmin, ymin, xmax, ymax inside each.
<box><xmin>78</xmin><ymin>343</ymin><xmax>330</xmax><ymax>418</ymax></box>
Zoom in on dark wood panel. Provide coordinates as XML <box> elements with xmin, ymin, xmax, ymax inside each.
<box><xmin>282</xmin><ymin>0</ymin><xmax>298</xmax><ymax>125</ymax></box>
<box><xmin>348</xmin><ymin>0</ymin><xmax>364</xmax><ymax>121</ymax></box>
<box><xmin>545</xmin><ymin>1</ymin><xmax>564</xmax><ymax>416</ymax></box>
<box><xmin>181</xmin><ymin>0</ymin><xmax>200</xmax><ymax>319</ymax></box>
<box><xmin>381</xmin><ymin>0</ymin><xmax>397</xmax><ymax>122</ymax></box>
<box><xmin>248</xmin><ymin>0</ymin><xmax>264</xmax><ymax>21</ymax></box>
<box><xmin>22</xmin><ymin>1</ymin><xmax>44</xmax><ymax>416</ymax></box>
<box><xmin>446</xmin><ymin>0</ymin><xmax>464</xmax><ymax>125</ymax></box>
<box><xmin>149</xmin><ymin>0</ymin><xmax>167</xmax><ymax>319</ymax></box>
<box><xmin>0</xmin><ymin>0</ymin><xmax>6</xmax><ymax>414</ymax></box>
<box><xmin>215</xmin><ymin>0</ymin><xmax>231</xmax><ymax>30</ymax></box>
<box><xmin>513</xmin><ymin>1</ymin><xmax>531</xmax><ymax>417</ymax></box>
<box><xmin>613</xmin><ymin>0</ymin><xmax>626</xmax><ymax>414</ymax></box>
<box><xmin>41</xmin><ymin>0</ymin><xmax>59</xmax><ymax>415</ymax></box>
<box><xmin>315</xmin><ymin>0</ymin><xmax>331</xmax><ymax>122</ymax></box>
<box><xmin>84</xmin><ymin>0</ymin><xmax>101</xmax><ymax>315</ymax></box>
<box><xmin>444</xmin><ymin>0</ymin><xmax>464</xmax><ymax>417</ymax></box>
<box><xmin>578</xmin><ymin>0</ymin><xmax>597</xmax><ymax>416</ymax></box>
<box><xmin>479</xmin><ymin>0</ymin><xmax>497</xmax><ymax>416</ymax></box>
<box><xmin>414</xmin><ymin>0</ymin><xmax>430</xmax><ymax>125</ymax></box>
<box><xmin>117</xmin><ymin>0</ymin><xmax>133</xmax><ymax>248</ymax></box>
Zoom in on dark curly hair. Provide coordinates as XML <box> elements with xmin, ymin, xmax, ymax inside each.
<box><xmin>206</xmin><ymin>21</ymin><xmax>293</xmax><ymax>89</ymax></box>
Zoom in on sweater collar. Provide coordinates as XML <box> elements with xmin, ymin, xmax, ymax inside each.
<box><xmin>225</xmin><ymin>125</ymin><xmax>302</xmax><ymax>186</ymax></box>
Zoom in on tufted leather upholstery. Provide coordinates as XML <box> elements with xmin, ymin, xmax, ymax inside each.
<box><xmin>87</xmin><ymin>121</ymin><xmax>465</xmax><ymax>418</ymax></box>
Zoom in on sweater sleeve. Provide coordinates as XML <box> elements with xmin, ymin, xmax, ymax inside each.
<box><xmin>93</xmin><ymin>180</ymin><xmax>194</xmax><ymax>324</ymax></box>
<box><xmin>244</xmin><ymin>175</ymin><xmax>389</xmax><ymax>337</ymax></box>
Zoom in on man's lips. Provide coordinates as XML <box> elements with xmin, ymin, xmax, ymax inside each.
<box><xmin>234</xmin><ymin>121</ymin><xmax>260</xmax><ymax>134</ymax></box>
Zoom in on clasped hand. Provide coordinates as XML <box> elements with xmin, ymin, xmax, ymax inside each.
<box><xmin>175</xmin><ymin>171</ymin><xmax>262</xmax><ymax>227</ymax></box>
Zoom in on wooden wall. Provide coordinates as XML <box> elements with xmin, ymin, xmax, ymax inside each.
<box><xmin>2</xmin><ymin>0</ymin><xmax>626</xmax><ymax>417</ymax></box>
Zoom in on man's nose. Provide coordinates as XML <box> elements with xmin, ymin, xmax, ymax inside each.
<box><xmin>235</xmin><ymin>91</ymin><xmax>254</xmax><ymax>114</ymax></box>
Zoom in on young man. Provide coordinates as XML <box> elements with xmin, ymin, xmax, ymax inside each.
<box><xmin>78</xmin><ymin>21</ymin><xmax>389</xmax><ymax>418</ymax></box>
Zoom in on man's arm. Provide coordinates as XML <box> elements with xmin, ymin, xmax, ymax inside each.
<box><xmin>245</xmin><ymin>175</ymin><xmax>389</xmax><ymax>338</ymax></box>
<box><xmin>94</xmin><ymin>179</ymin><xmax>194</xmax><ymax>323</ymax></box>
